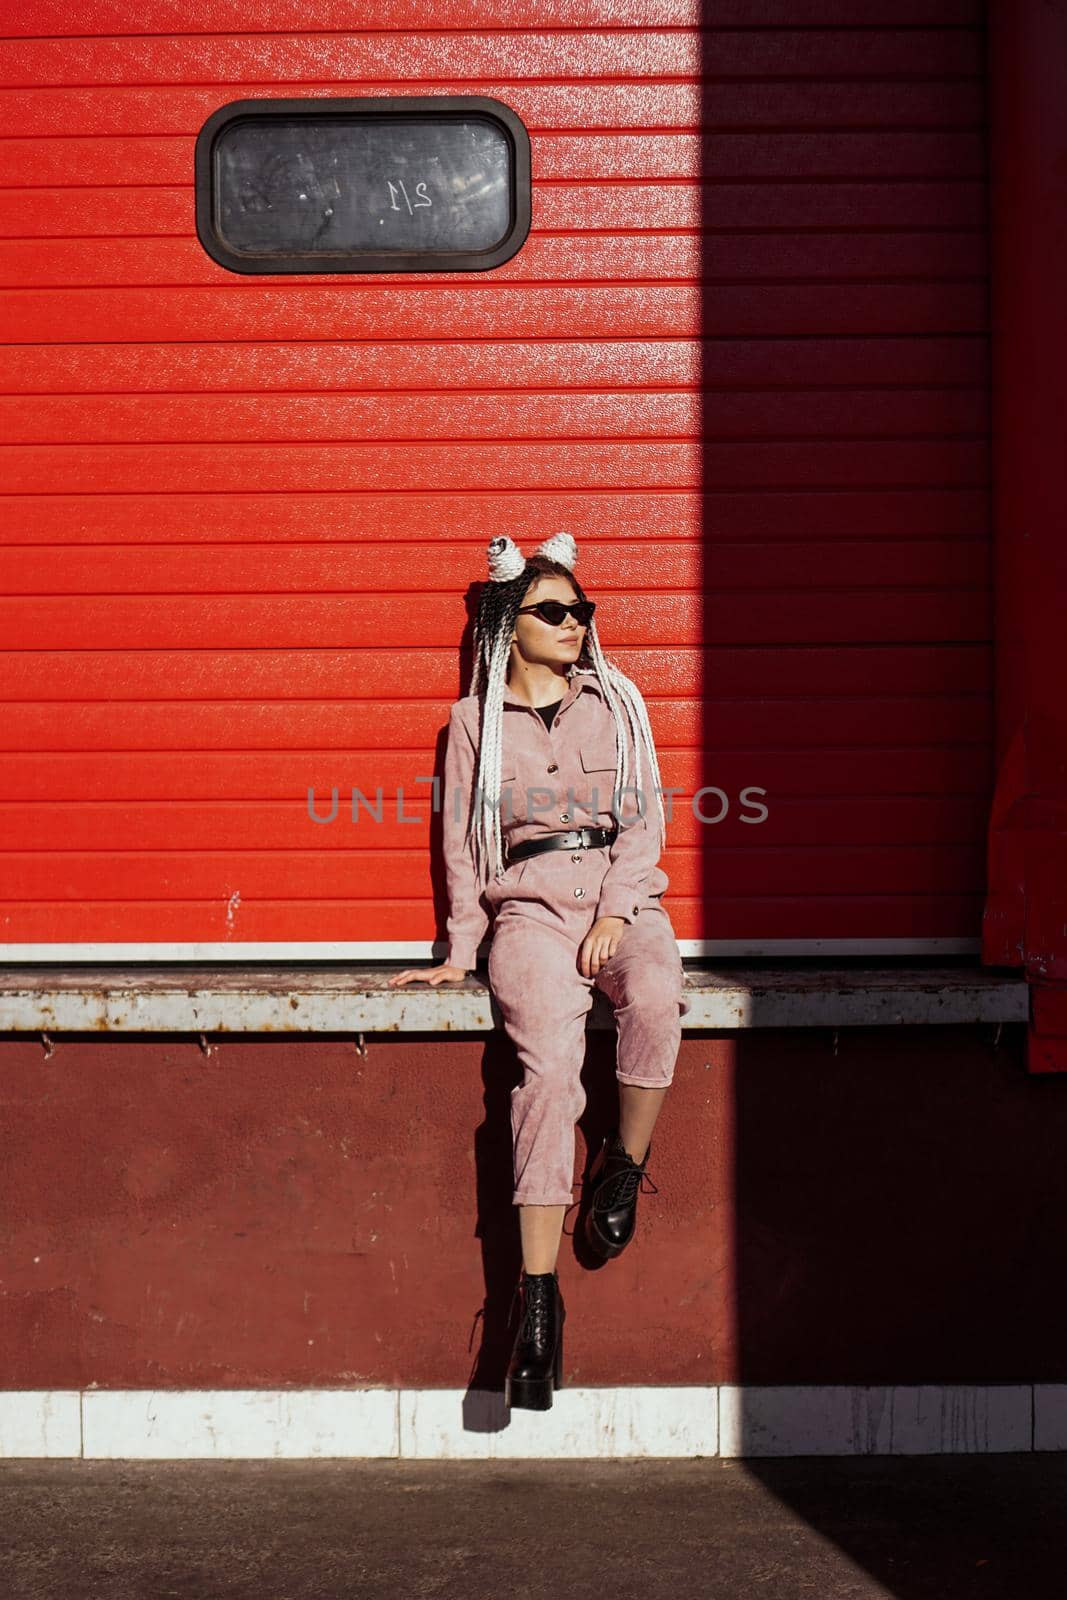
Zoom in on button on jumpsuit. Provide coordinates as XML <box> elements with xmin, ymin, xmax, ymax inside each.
<box><xmin>442</xmin><ymin>670</ymin><xmax>691</xmax><ymax>1208</ymax></box>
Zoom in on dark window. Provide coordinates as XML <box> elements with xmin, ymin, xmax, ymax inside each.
<box><xmin>195</xmin><ymin>96</ymin><xmax>531</xmax><ymax>275</ymax></box>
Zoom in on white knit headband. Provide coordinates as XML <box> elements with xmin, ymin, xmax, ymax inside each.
<box><xmin>486</xmin><ymin>532</ymin><xmax>578</xmax><ymax>581</ymax></box>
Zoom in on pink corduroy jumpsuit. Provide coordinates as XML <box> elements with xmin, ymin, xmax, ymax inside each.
<box><xmin>442</xmin><ymin>669</ymin><xmax>691</xmax><ymax>1208</ymax></box>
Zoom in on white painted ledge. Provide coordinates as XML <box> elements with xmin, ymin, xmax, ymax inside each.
<box><xmin>0</xmin><ymin>1385</ymin><xmax>1054</xmax><ymax>1459</ymax></box>
<box><xmin>0</xmin><ymin>939</ymin><xmax>982</xmax><ymax>961</ymax></box>
<box><xmin>0</xmin><ymin>962</ymin><xmax>1027</xmax><ymax>1034</ymax></box>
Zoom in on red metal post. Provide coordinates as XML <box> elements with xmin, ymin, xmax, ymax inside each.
<box><xmin>983</xmin><ymin>0</ymin><xmax>1067</xmax><ymax>1069</ymax></box>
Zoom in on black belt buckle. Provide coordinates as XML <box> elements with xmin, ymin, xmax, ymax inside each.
<box><xmin>505</xmin><ymin>823</ymin><xmax>617</xmax><ymax>869</ymax></box>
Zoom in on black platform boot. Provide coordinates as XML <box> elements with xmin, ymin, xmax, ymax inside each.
<box><xmin>584</xmin><ymin>1129</ymin><xmax>659</xmax><ymax>1260</ymax></box>
<box><xmin>504</xmin><ymin>1268</ymin><xmax>565</xmax><ymax>1411</ymax></box>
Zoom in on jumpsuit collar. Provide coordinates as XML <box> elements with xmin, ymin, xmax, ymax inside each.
<box><xmin>501</xmin><ymin>669</ymin><xmax>604</xmax><ymax>713</ymax></box>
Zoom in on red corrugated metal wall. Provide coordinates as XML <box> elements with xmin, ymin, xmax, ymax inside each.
<box><xmin>0</xmin><ymin>2</ymin><xmax>989</xmax><ymax>956</ymax></box>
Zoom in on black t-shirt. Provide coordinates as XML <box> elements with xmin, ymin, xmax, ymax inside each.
<box><xmin>535</xmin><ymin>698</ymin><xmax>564</xmax><ymax>731</ymax></box>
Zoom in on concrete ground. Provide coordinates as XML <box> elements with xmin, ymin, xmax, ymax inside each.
<box><xmin>2</xmin><ymin>1454</ymin><xmax>1064</xmax><ymax>1599</ymax></box>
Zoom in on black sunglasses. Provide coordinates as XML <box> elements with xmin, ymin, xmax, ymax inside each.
<box><xmin>516</xmin><ymin>599</ymin><xmax>596</xmax><ymax>627</ymax></box>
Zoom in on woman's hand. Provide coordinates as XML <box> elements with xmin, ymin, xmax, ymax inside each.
<box><xmin>387</xmin><ymin>963</ymin><xmax>471</xmax><ymax>987</ymax></box>
<box><xmin>578</xmin><ymin>916</ymin><xmax>627</xmax><ymax>978</ymax></box>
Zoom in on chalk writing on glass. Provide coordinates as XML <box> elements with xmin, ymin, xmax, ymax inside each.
<box><xmin>387</xmin><ymin>179</ymin><xmax>433</xmax><ymax>215</ymax></box>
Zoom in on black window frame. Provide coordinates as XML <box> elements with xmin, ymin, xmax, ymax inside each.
<box><xmin>194</xmin><ymin>95</ymin><xmax>532</xmax><ymax>275</ymax></box>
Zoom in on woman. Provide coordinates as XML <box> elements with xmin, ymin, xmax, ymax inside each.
<box><xmin>389</xmin><ymin>532</ymin><xmax>690</xmax><ymax>1410</ymax></box>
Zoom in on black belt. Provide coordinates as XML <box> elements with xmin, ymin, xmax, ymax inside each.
<box><xmin>505</xmin><ymin>825</ymin><xmax>618</xmax><ymax>867</ymax></box>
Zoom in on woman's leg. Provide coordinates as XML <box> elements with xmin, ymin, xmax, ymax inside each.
<box><xmin>595</xmin><ymin>904</ymin><xmax>690</xmax><ymax>1146</ymax></box>
<box><xmin>519</xmin><ymin>1204</ymin><xmax>567</xmax><ymax>1273</ymax></box>
<box><xmin>618</xmin><ymin>1082</ymin><xmax>670</xmax><ymax>1165</ymax></box>
<box><xmin>579</xmin><ymin>908</ymin><xmax>688</xmax><ymax>1259</ymax></box>
<box><xmin>488</xmin><ymin>915</ymin><xmax>596</xmax><ymax>1269</ymax></box>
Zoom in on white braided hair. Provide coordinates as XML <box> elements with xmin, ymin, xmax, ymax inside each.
<box><xmin>465</xmin><ymin>532</ymin><xmax>668</xmax><ymax>887</ymax></box>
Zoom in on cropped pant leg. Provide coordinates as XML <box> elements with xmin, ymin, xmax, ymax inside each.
<box><xmin>593</xmin><ymin>902</ymin><xmax>691</xmax><ymax>1087</ymax></box>
<box><xmin>488</xmin><ymin>915</ymin><xmax>595</xmax><ymax>1208</ymax></box>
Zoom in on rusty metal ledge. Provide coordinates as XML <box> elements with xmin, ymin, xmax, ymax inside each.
<box><xmin>0</xmin><ymin>961</ymin><xmax>1029</xmax><ymax>1035</ymax></box>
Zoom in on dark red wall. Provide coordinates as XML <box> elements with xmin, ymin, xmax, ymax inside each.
<box><xmin>5</xmin><ymin>1023</ymin><xmax>1066</xmax><ymax>1388</ymax></box>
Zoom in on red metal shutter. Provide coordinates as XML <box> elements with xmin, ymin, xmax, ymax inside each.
<box><xmin>0</xmin><ymin>2</ymin><xmax>990</xmax><ymax>958</ymax></box>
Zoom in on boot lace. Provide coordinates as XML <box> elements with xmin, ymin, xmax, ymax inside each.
<box><xmin>508</xmin><ymin>1275</ymin><xmax>556</xmax><ymax>1343</ymax></box>
<box><xmin>596</xmin><ymin>1156</ymin><xmax>658</xmax><ymax>1211</ymax></box>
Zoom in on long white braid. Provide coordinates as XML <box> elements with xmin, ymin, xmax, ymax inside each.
<box><xmin>584</xmin><ymin>625</ymin><xmax>668</xmax><ymax>849</ymax></box>
<box><xmin>466</xmin><ymin>533</ymin><xmax>667</xmax><ymax>887</ymax></box>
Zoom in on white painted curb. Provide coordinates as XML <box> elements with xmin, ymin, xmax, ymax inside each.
<box><xmin>0</xmin><ymin>1385</ymin><xmax>1055</xmax><ymax>1459</ymax></box>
